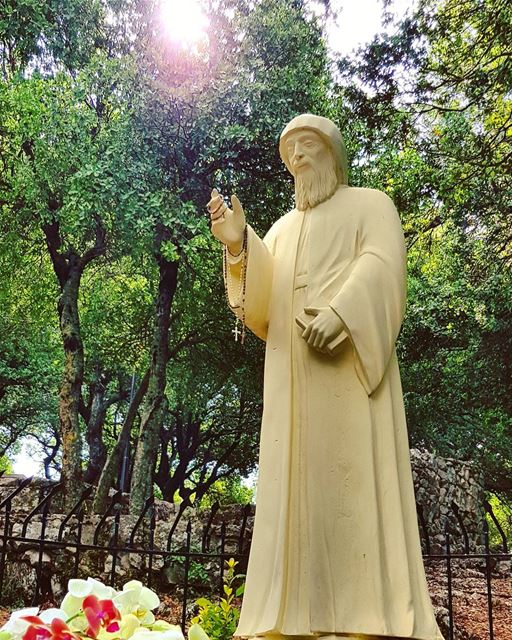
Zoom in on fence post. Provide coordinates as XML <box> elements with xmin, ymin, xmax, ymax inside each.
<box><xmin>483</xmin><ymin>518</ymin><xmax>494</xmax><ymax>640</ymax></box>
<box><xmin>0</xmin><ymin>498</ymin><xmax>12</xmax><ymax>601</ymax></box>
<box><xmin>444</xmin><ymin>524</ymin><xmax>453</xmax><ymax>640</ymax></box>
<box><xmin>417</xmin><ymin>504</ymin><xmax>431</xmax><ymax>556</ymax></box>
<box><xmin>147</xmin><ymin>505</ymin><xmax>156</xmax><ymax>590</ymax></box>
<box><xmin>219</xmin><ymin>521</ymin><xmax>226</xmax><ymax>597</ymax></box>
<box><xmin>484</xmin><ymin>501</ymin><xmax>508</xmax><ymax>553</ymax></box>
<box><xmin>31</xmin><ymin>500</ymin><xmax>51</xmax><ymax>606</ymax></box>
<box><xmin>73</xmin><ymin>507</ymin><xmax>85</xmax><ymax>578</ymax></box>
<box><xmin>110</xmin><ymin>506</ymin><xmax>121</xmax><ymax>588</ymax></box>
<box><xmin>181</xmin><ymin>519</ymin><xmax>192</xmax><ymax>632</ymax></box>
<box><xmin>202</xmin><ymin>502</ymin><xmax>220</xmax><ymax>553</ymax></box>
<box><xmin>238</xmin><ymin>504</ymin><xmax>251</xmax><ymax>556</ymax></box>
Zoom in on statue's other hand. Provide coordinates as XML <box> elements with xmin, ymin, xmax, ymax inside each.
<box><xmin>208</xmin><ymin>189</ymin><xmax>246</xmax><ymax>255</ymax></box>
<box><xmin>302</xmin><ymin>306</ymin><xmax>344</xmax><ymax>352</ymax></box>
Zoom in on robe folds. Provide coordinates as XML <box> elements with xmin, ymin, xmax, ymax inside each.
<box><xmin>225</xmin><ymin>186</ymin><xmax>443</xmax><ymax>640</ymax></box>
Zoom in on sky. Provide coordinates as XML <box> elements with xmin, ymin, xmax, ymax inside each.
<box><xmin>11</xmin><ymin>0</ymin><xmax>417</xmax><ymax>479</ymax></box>
<box><xmin>325</xmin><ymin>0</ymin><xmax>417</xmax><ymax>55</ymax></box>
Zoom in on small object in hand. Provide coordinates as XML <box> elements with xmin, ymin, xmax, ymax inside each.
<box><xmin>295</xmin><ymin>310</ymin><xmax>347</xmax><ymax>356</ymax></box>
<box><xmin>208</xmin><ymin>189</ymin><xmax>227</xmax><ymax>219</ymax></box>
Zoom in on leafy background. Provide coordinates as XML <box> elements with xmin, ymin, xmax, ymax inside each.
<box><xmin>0</xmin><ymin>0</ymin><xmax>511</xmax><ymax>518</ymax></box>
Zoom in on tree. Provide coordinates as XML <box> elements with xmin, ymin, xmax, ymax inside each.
<box><xmin>125</xmin><ymin>0</ymin><xmax>333</xmax><ymax>515</ymax></box>
<box><xmin>0</xmin><ymin>219</ymin><xmax>62</xmax><ymax>475</ymax></box>
<box><xmin>0</xmin><ymin>0</ymin><xmax>333</xmax><ymax>514</ymax></box>
<box><xmin>332</xmin><ymin>0</ymin><xmax>512</xmax><ymax>497</ymax></box>
<box><xmin>5</xmin><ymin>0</ymin><xmax>509</xmax><ymax>510</ymax></box>
<box><xmin>0</xmin><ymin>44</ymin><xmax>170</xmax><ymax>504</ymax></box>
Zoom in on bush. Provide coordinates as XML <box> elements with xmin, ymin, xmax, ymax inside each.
<box><xmin>191</xmin><ymin>559</ymin><xmax>245</xmax><ymax>640</ymax></box>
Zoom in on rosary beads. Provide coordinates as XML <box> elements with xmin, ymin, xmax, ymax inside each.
<box><xmin>222</xmin><ymin>225</ymin><xmax>248</xmax><ymax>344</ymax></box>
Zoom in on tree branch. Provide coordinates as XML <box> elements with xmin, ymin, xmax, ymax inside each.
<box><xmin>41</xmin><ymin>220</ymin><xmax>69</xmax><ymax>288</ymax></box>
<box><xmin>80</xmin><ymin>214</ymin><xmax>107</xmax><ymax>268</ymax></box>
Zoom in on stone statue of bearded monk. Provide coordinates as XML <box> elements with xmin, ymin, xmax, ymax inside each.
<box><xmin>207</xmin><ymin>114</ymin><xmax>443</xmax><ymax>640</ymax></box>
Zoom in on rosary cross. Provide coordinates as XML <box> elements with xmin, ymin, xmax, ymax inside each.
<box><xmin>232</xmin><ymin>320</ymin><xmax>241</xmax><ymax>342</ymax></box>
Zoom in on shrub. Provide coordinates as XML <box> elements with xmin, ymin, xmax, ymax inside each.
<box><xmin>191</xmin><ymin>559</ymin><xmax>245</xmax><ymax>640</ymax></box>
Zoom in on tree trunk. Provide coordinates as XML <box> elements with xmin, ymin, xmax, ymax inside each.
<box><xmin>43</xmin><ymin>430</ymin><xmax>62</xmax><ymax>480</ymax></box>
<box><xmin>129</xmin><ymin>249</ymin><xmax>178</xmax><ymax>516</ymax></box>
<box><xmin>93</xmin><ymin>369</ymin><xmax>150</xmax><ymax>513</ymax></box>
<box><xmin>42</xmin><ymin>215</ymin><xmax>106</xmax><ymax>509</ymax></box>
<box><xmin>155</xmin><ymin>412</ymin><xmax>202</xmax><ymax>502</ymax></box>
<box><xmin>57</xmin><ymin>259</ymin><xmax>85</xmax><ymax>508</ymax></box>
<box><xmin>83</xmin><ymin>380</ymin><xmax>109</xmax><ymax>485</ymax></box>
<box><xmin>155</xmin><ymin>423</ymin><xmax>175</xmax><ymax>501</ymax></box>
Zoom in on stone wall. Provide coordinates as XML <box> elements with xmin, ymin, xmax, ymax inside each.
<box><xmin>0</xmin><ymin>449</ymin><xmax>486</xmax><ymax>604</ymax></box>
<box><xmin>410</xmin><ymin>449</ymin><xmax>485</xmax><ymax>554</ymax></box>
<box><xmin>0</xmin><ymin>476</ymin><xmax>253</xmax><ymax>605</ymax></box>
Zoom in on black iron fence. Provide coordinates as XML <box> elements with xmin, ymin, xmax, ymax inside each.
<box><xmin>0</xmin><ymin>478</ymin><xmax>252</xmax><ymax>630</ymax></box>
<box><xmin>0</xmin><ymin>477</ymin><xmax>509</xmax><ymax>640</ymax></box>
<box><xmin>417</xmin><ymin>501</ymin><xmax>510</xmax><ymax>640</ymax></box>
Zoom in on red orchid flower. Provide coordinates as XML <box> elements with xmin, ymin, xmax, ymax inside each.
<box><xmin>82</xmin><ymin>595</ymin><xmax>121</xmax><ymax>638</ymax></box>
<box><xmin>22</xmin><ymin>617</ymin><xmax>80</xmax><ymax>640</ymax></box>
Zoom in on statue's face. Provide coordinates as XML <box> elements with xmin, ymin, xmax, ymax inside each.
<box><xmin>285</xmin><ymin>128</ymin><xmax>339</xmax><ymax>211</ymax></box>
<box><xmin>284</xmin><ymin>129</ymin><xmax>330</xmax><ymax>177</ymax></box>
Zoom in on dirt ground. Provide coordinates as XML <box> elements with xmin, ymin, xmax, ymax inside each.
<box><xmin>0</xmin><ymin>565</ymin><xmax>510</xmax><ymax>639</ymax></box>
<box><xmin>426</xmin><ymin>562</ymin><xmax>512</xmax><ymax>639</ymax></box>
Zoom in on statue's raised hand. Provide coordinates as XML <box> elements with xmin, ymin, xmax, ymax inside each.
<box><xmin>208</xmin><ymin>189</ymin><xmax>246</xmax><ymax>255</ymax></box>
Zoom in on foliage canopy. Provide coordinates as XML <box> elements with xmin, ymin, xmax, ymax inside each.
<box><xmin>0</xmin><ymin>0</ymin><xmax>511</xmax><ymax>506</ymax></box>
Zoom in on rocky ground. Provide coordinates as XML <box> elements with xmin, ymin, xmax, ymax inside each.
<box><xmin>426</xmin><ymin>562</ymin><xmax>512</xmax><ymax>639</ymax></box>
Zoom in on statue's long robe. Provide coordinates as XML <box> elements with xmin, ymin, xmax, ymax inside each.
<box><xmin>226</xmin><ymin>186</ymin><xmax>443</xmax><ymax>640</ymax></box>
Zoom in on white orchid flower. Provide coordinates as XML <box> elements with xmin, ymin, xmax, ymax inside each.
<box><xmin>61</xmin><ymin>577</ymin><xmax>118</xmax><ymax>632</ymax></box>
<box><xmin>0</xmin><ymin>608</ymin><xmax>39</xmax><ymax>640</ymax></box>
<box><xmin>187</xmin><ymin>625</ymin><xmax>210</xmax><ymax>640</ymax></box>
<box><xmin>92</xmin><ymin>613</ymin><xmax>140</xmax><ymax>640</ymax></box>
<box><xmin>113</xmin><ymin>580</ymin><xmax>160</xmax><ymax>625</ymax></box>
<box><xmin>149</xmin><ymin>622</ymin><xmax>176</xmax><ymax>633</ymax></box>
<box><xmin>131</xmin><ymin>625</ymin><xmax>184</xmax><ymax>640</ymax></box>
<box><xmin>62</xmin><ymin>577</ymin><xmax>117</xmax><ymax>619</ymax></box>
<box><xmin>38</xmin><ymin>610</ymin><xmax>67</xmax><ymax>624</ymax></box>
<box><xmin>69</xmin><ymin>577</ymin><xmax>116</xmax><ymax>599</ymax></box>
<box><xmin>119</xmin><ymin>613</ymin><xmax>141</xmax><ymax>639</ymax></box>
<box><xmin>60</xmin><ymin>594</ymin><xmax>84</xmax><ymax>621</ymax></box>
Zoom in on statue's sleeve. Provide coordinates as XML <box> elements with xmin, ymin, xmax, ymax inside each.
<box><xmin>224</xmin><ymin>224</ymin><xmax>276</xmax><ymax>341</ymax></box>
<box><xmin>329</xmin><ymin>192</ymin><xmax>406</xmax><ymax>395</ymax></box>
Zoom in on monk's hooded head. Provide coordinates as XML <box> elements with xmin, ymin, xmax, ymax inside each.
<box><xmin>279</xmin><ymin>114</ymin><xmax>348</xmax><ymax>211</ymax></box>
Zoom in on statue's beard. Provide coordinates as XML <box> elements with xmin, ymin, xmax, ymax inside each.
<box><xmin>294</xmin><ymin>161</ymin><xmax>339</xmax><ymax>211</ymax></box>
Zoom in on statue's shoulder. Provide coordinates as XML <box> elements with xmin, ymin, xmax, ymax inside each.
<box><xmin>263</xmin><ymin>208</ymin><xmax>296</xmax><ymax>244</ymax></box>
<box><xmin>343</xmin><ymin>185</ymin><xmax>394</xmax><ymax>203</ymax></box>
<box><xmin>342</xmin><ymin>186</ymin><xmax>398</xmax><ymax>219</ymax></box>
<box><xmin>270</xmin><ymin>207</ymin><xmax>299</xmax><ymax>232</ymax></box>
